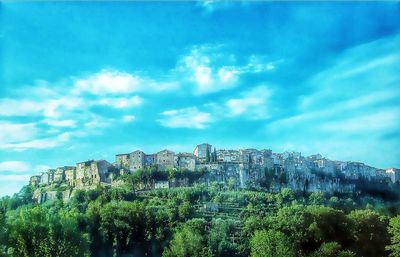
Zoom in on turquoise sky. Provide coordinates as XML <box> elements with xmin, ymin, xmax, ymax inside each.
<box><xmin>0</xmin><ymin>2</ymin><xmax>399</xmax><ymax>197</ymax></box>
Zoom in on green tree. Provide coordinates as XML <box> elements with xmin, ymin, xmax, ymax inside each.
<box><xmin>250</xmin><ymin>229</ymin><xmax>295</xmax><ymax>257</ymax></box>
<box><xmin>70</xmin><ymin>189</ymin><xmax>88</xmax><ymax>213</ymax></box>
<box><xmin>347</xmin><ymin>209</ymin><xmax>389</xmax><ymax>257</ymax></box>
<box><xmin>206</xmin><ymin>146</ymin><xmax>210</xmax><ymax>163</ymax></box>
<box><xmin>387</xmin><ymin>215</ymin><xmax>400</xmax><ymax>257</ymax></box>
<box><xmin>305</xmin><ymin>205</ymin><xmax>351</xmax><ymax>251</ymax></box>
<box><xmin>86</xmin><ymin>199</ymin><xmax>104</xmax><ymax>255</ymax></box>
<box><xmin>163</xmin><ymin>220</ymin><xmax>211</xmax><ymax>257</ymax></box>
<box><xmin>48</xmin><ymin>212</ymin><xmax>90</xmax><ymax>257</ymax></box>
<box><xmin>100</xmin><ymin>201</ymin><xmax>146</xmax><ymax>254</ymax></box>
<box><xmin>0</xmin><ymin>200</ymin><xmax>7</xmax><ymax>257</ymax></box>
<box><xmin>308</xmin><ymin>242</ymin><xmax>355</xmax><ymax>257</ymax></box>
<box><xmin>309</xmin><ymin>192</ymin><xmax>325</xmax><ymax>205</ymax></box>
<box><xmin>8</xmin><ymin>206</ymin><xmax>89</xmax><ymax>257</ymax></box>
<box><xmin>209</xmin><ymin>218</ymin><xmax>239</xmax><ymax>257</ymax></box>
<box><xmin>8</xmin><ymin>186</ymin><xmax>35</xmax><ymax>210</ymax></box>
<box><xmin>227</xmin><ymin>178</ymin><xmax>237</xmax><ymax>191</ymax></box>
<box><xmin>275</xmin><ymin>188</ymin><xmax>295</xmax><ymax>206</ymax></box>
<box><xmin>178</xmin><ymin>201</ymin><xmax>192</xmax><ymax>221</ymax></box>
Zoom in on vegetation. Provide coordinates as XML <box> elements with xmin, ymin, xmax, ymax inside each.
<box><xmin>0</xmin><ymin>173</ymin><xmax>399</xmax><ymax>257</ymax></box>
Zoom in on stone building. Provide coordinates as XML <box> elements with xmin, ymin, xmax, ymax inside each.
<box><xmin>27</xmin><ymin>142</ymin><xmax>400</xmax><ymax>201</ymax></box>
<box><xmin>75</xmin><ymin>160</ymin><xmax>112</xmax><ymax>187</ymax></box>
<box><xmin>175</xmin><ymin>153</ymin><xmax>196</xmax><ymax>170</ymax></box>
<box><xmin>193</xmin><ymin>143</ymin><xmax>212</xmax><ymax>163</ymax></box>
<box><xmin>29</xmin><ymin>175</ymin><xmax>41</xmax><ymax>186</ymax></box>
<box><xmin>115</xmin><ymin>151</ymin><xmax>157</xmax><ymax>172</ymax></box>
<box><xmin>115</xmin><ymin>153</ymin><xmax>131</xmax><ymax>170</ymax></box>
<box><xmin>40</xmin><ymin>172</ymin><xmax>49</xmax><ymax>185</ymax></box>
<box><xmin>144</xmin><ymin>154</ymin><xmax>157</xmax><ymax>167</ymax></box>
<box><xmin>65</xmin><ymin>167</ymin><xmax>76</xmax><ymax>187</ymax></box>
<box><xmin>157</xmin><ymin>149</ymin><xmax>175</xmax><ymax>171</ymax></box>
<box><xmin>130</xmin><ymin>150</ymin><xmax>145</xmax><ymax>171</ymax></box>
<box><xmin>217</xmin><ymin>149</ymin><xmax>240</xmax><ymax>162</ymax></box>
<box><xmin>54</xmin><ymin>166</ymin><xmax>72</xmax><ymax>183</ymax></box>
<box><xmin>47</xmin><ymin>169</ymin><xmax>56</xmax><ymax>184</ymax></box>
<box><xmin>314</xmin><ymin>158</ymin><xmax>335</xmax><ymax>174</ymax></box>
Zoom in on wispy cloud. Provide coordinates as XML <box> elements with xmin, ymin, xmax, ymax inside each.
<box><xmin>320</xmin><ymin>109</ymin><xmax>400</xmax><ymax>133</ymax></box>
<box><xmin>0</xmin><ymin>161</ymin><xmax>50</xmax><ymax>174</ymax></box>
<box><xmin>159</xmin><ymin>107</ymin><xmax>211</xmax><ymax>129</ymax></box>
<box><xmin>265</xmin><ymin>34</ymin><xmax>400</xmax><ymax>167</ymax></box>
<box><xmin>42</xmin><ymin>119</ymin><xmax>77</xmax><ymax>128</ymax></box>
<box><xmin>122</xmin><ymin>115</ymin><xmax>135</xmax><ymax>123</ymax></box>
<box><xmin>177</xmin><ymin>45</ymin><xmax>278</xmax><ymax>94</ymax></box>
<box><xmin>0</xmin><ymin>161</ymin><xmax>31</xmax><ymax>172</ymax></box>
<box><xmin>0</xmin><ymin>71</ymin><xmax>148</xmax><ymax>150</ymax></box>
<box><xmin>1</xmin><ymin>132</ymin><xmax>72</xmax><ymax>151</ymax></box>
<box><xmin>0</xmin><ymin>122</ymin><xmax>38</xmax><ymax>145</ymax></box>
<box><xmin>97</xmin><ymin>96</ymin><xmax>142</xmax><ymax>108</ymax></box>
<box><xmin>198</xmin><ymin>0</ymin><xmax>239</xmax><ymax>13</ymax></box>
<box><xmin>74</xmin><ymin>69</ymin><xmax>178</xmax><ymax>95</ymax></box>
<box><xmin>225</xmin><ymin>86</ymin><xmax>271</xmax><ymax>119</ymax></box>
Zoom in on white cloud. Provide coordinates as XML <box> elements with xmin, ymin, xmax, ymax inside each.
<box><xmin>300</xmin><ymin>36</ymin><xmax>400</xmax><ymax>110</ymax></box>
<box><xmin>225</xmin><ymin>86</ymin><xmax>271</xmax><ymax>119</ymax></box>
<box><xmin>320</xmin><ymin>109</ymin><xmax>400</xmax><ymax>133</ymax></box>
<box><xmin>74</xmin><ymin>70</ymin><xmax>142</xmax><ymax>94</ymax></box>
<box><xmin>0</xmin><ymin>99</ymin><xmax>44</xmax><ymax>117</ymax></box>
<box><xmin>269</xmin><ymin>36</ymin><xmax>400</xmax><ymax>132</ymax></box>
<box><xmin>264</xmin><ymin>35</ymin><xmax>400</xmax><ymax>168</ymax></box>
<box><xmin>217</xmin><ymin>67</ymin><xmax>238</xmax><ymax>84</ymax></box>
<box><xmin>270</xmin><ymin>89</ymin><xmax>400</xmax><ymax>131</ymax></box>
<box><xmin>0</xmin><ymin>161</ymin><xmax>30</xmax><ymax>172</ymax></box>
<box><xmin>0</xmin><ymin>97</ymin><xmax>84</xmax><ymax>119</ymax></box>
<box><xmin>266</xmin><ymin>63</ymin><xmax>275</xmax><ymax>70</ymax></box>
<box><xmin>1</xmin><ymin>132</ymin><xmax>71</xmax><ymax>151</ymax></box>
<box><xmin>245</xmin><ymin>55</ymin><xmax>281</xmax><ymax>73</ymax></box>
<box><xmin>178</xmin><ymin>46</ymin><xmax>238</xmax><ymax>94</ymax></box>
<box><xmin>122</xmin><ymin>115</ymin><xmax>135</xmax><ymax>123</ymax></box>
<box><xmin>0</xmin><ymin>161</ymin><xmax>50</xmax><ymax>174</ymax></box>
<box><xmin>74</xmin><ymin>69</ymin><xmax>178</xmax><ymax>95</ymax></box>
<box><xmin>98</xmin><ymin>96</ymin><xmax>142</xmax><ymax>108</ymax></box>
<box><xmin>159</xmin><ymin>107</ymin><xmax>211</xmax><ymax>129</ymax></box>
<box><xmin>198</xmin><ymin>0</ymin><xmax>238</xmax><ymax>13</ymax></box>
<box><xmin>42</xmin><ymin>119</ymin><xmax>77</xmax><ymax>127</ymax></box>
<box><xmin>0</xmin><ymin>122</ymin><xmax>38</xmax><ymax>144</ymax></box>
<box><xmin>0</xmin><ymin>69</ymin><xmax>153</xmax><ymax>151</ymax></box>
<box><xmin>178</xmin><ymin>46</ymin><xmax>279</xmax><ymax>94</ymax></box>
<box><xmin>195</xmin><ymin>66</ymin><xmax>213</xmax><ymax>86</ymax></box>
<box><xmin>42</xmin><ymin>97</ymin><xmax>84</xmax><ymax>118</ymax></box>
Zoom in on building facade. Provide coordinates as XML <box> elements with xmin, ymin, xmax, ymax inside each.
<box><xmin>157</xmin><ymin>150</ymin><xmax>175</xmax><ymax>171</ymax></box>
<box><xmin>193</xmin><ymin>143</ymin><xmax>212</xmax><ymax>163</ymax></box>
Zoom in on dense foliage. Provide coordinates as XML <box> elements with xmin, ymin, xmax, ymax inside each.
<box><xmin>0</xmin><ymin>179</ymin><xmax>399</xmax><ymax>257</ymax></box>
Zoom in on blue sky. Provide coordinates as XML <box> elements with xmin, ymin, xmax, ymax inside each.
<box><xmin>0</xmin><ymin>2</ymin><xmax>399</xmax><ymax>197</ymax></box>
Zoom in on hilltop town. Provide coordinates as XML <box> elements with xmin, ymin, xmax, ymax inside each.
<box><xmin>29</xmin><ymin>143</ymin><xmax>400</xmax><ymax>203</ymax></box>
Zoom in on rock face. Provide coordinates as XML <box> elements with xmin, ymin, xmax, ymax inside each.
<box><xmin>29</xmin><ymin>143</ymin><xmax>399</xmax><ymax>203</ymax></box>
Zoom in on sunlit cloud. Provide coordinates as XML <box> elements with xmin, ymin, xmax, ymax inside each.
<box><xmin>122</xmin><ymin>115</ymin><xmax>135</xmax><ymax>123</ymax></box>
<box><xmin>0</xmin><ymin>161</ymin><xmax>31</xmax><ymax>172</ymax></box>
<box><xmin>1</xmin><ymin>132</ymin><xmax>72</xmax><ymax>151</ymax></box>
<box><xmin>0</xmin><ymin>122</ymin><xmax>38</xmax><ymax>145</ymax></box>
<box><xmin>265</xmin><ymin>34</ymin><xmax>400</xmax><ymax>167</ymax></box>
<box><xmin>98</xmin><ymin>96</ymin><xmax>142</xmax><ymax>108</ymax></box>
<box><xmin>225</xmin><ymin>86</ymin><xmax>271</xmax><ymax>119</ymax></box>
<box><xmin>177</xmin><ymin>45</ymin><xmax>277</xmax><ymax>94</ymax></box>
<box><xmin>159</xmin><ymin>107</ymin><xmax>212</xmax><ymax>129</ymax></box>
<box><xmin>73</xmin><ymin>69</ymin><xmax>179</xmax><ymax>95</ymax></box>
